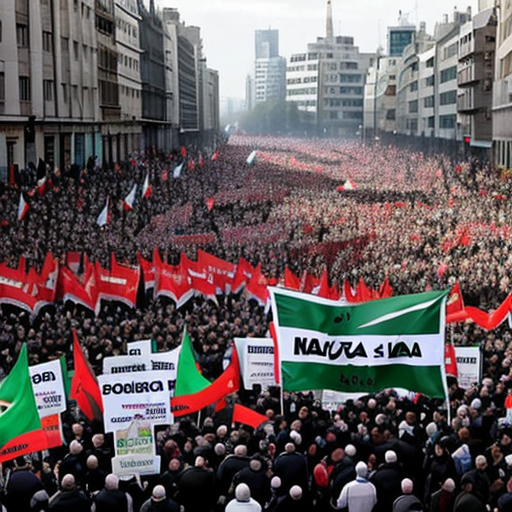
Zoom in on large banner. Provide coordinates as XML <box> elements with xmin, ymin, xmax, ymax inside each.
<box><xmin>98</xmin><ymin>371</ymin><xmax>174</xmax><ymax>432</ymax></box>
<box><xmin>455</xmin><ymin>346</ymin><xmax>482</xmax><ymax>389</ymax></box>
<box><xmin>234</xmin><ymin>338</ymin><xmax>275</xmax><ymax>390</ymax></box>
<box><xmin>269</xmin><ymin>288</ymin><xmax>448</xmax><ymax>399</ymax></box>
<box><xmin>29</xmin><ymin>359</ymin><xmax>66</xmax><ymax>417</ymax></box>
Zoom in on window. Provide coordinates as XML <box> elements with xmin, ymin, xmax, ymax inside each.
<box><xmin>425</xmin><ymin>75</ymin><xmax>435</xmax><ymax>87</ymax></box>
<box><xmin>73</xmin><ymin>41</ymin><xmax>79</xmax><ymax>60</ymax></box>
<box><xmin>427</xmin><ymin>116</ymin><xmax>435</xmax><ymax>128</ymax></box>
<box><xmin>0</xmin><ymin>72</ymin><xmax>4</xmax><ymax>101</ymax></box>
<box><xmin>61</xmin><ymin>37</ymin><xmax>69</xmax><ymax>52</ymax></box>
<box><xmin>440</xmin><ymin>90</ymin><xmax>457</xmax><ymax>105</ymax></box>
<box><xmin>19</xmin><ymin>77</ymin><xmax>30</xmax><ymax>101</ymax></box>
<box><xmin>408</xmin><ymin>100</ymin><xmax>418</xmax><ymax>113</ymax></box>
<box><xmin>386</xmin><ymin>109</ymin><xmax>395</xmax><ymax>120</ymax></box>
<box><xmin>440</xmin><ymin>114</ymin><xmax>456</xmax><ymax>129</ymax></box>
<box><xmin>62</xmin><ymin>84</ymin><xmax>68</xmax><ymax>103</ymax></box>
<box><xmin>440</xmin><ymin>66</ymin><xmax>457</xmax><ymax>83</ymax></box>
<box><xmin>410</xmin><ymin>81</ymin><xmax>418</xmax><ymax>92</ymax></box>
<box><xmin>426</xmin><ymin>57</ymin><xmax>434</xmax><ymax>68</ymax></box>
<box><xmin>43</xmin><ymin>31</ymin><xmax>53</xmax><ymax>52</ymax></box>
<box><xmin>424</xmin><ymin>96</ymin><xmax>434</xmax><ymax>108</ymax></box>
<box><xmin>43</xmin><ymin>80</ymin><xmax>54</xmax><ymax>101</ymax></box>
<box><xmin>16</xmin><ymin>24</ymin><xmax>29</xmax><ymax>47</ymax></box>
<box><xmin>0</xmin><ymin>21</ymin><xmax>2</xmax><ymax>43</ymax></box>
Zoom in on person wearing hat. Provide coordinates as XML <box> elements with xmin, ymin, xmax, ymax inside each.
<box><xmin>139</xmin><ymin>485</ymin><xmax>180</xmax><ymax>512</ymax></box>
<box><xmin>370</xmin><ymin>450</ymin><xmax>404</xmax><ymax>512</ymax></box>
<box><xmin>225</xmin><ymin>483</ymin><xmax>261</xmax><ymax>512</ymax></box>
<box><xmin>453</xmin><ymin>473</ymin><xmax>486</xmax><ymax>512</ymax></box>
<box><xmin>392</xmin><ymin>479</ymin><xmax>422</xmax><ymax>512</ymax></box>
<box><xmin>429</xmin><ymin>478</ymin><xmax>456</xmax><ymax>512</ymax></box>
<box><xmin>176</xmin><ymin>455</ymin><xmax>216</xmax><ymax>512</ymax></box>
<box><xmin>3</xmin><ymin>456</ymin><xmax>44</xmax><ymax>512</ymax></box>
<box><xmin>463</xmin><ymin>455</ymin><xmax>491</xmax><ymax>504</ymax></box>
<box><xmin>217</xmin><ymin>445</ymin><xmax>250</xmax><ymax>502</ymax></box>
<box><xmin>272</xmin><ymin>485</ymin><xmax>309</xmax><ymax>512</ymax></box>
<box><xmin>335</xmin><ymin>461</ymin><xmax>377</xmax><ymax>512</ymax></box>
<box><xmin>330</xmin><ymin>447</ymin><xmax>356</xmax><ymax>501</ymax></box>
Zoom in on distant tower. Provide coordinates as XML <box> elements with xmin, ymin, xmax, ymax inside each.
<box><xmin>326</xmin><ymin>0</ymin><xmax>334</xmax><ymax>38</ymax></box>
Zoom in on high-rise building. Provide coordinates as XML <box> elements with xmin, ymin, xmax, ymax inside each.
<box><xmin>253</xmin><ymin>30</ymin><xmax>286</xmax><ymax>105</ymax></box>
<box><xmin>255</xmin><ymin>29</ymin><xmax>279</xmax><ymax>59</ymax></box>
<box><xmin>388</xmin><ymin>18</ymin><xmax>416</xmax><ymax>57</ymax></box>
<box><xmin>286</xmin><ymin>1</ymin><xmax>373</xmax><ymax>137</ymax></box>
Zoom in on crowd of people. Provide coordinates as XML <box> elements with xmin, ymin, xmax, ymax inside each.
<box><xmin>0</xmin><ymin>133</ymin><xmax>511</xmax><ymax>511</ymax></box>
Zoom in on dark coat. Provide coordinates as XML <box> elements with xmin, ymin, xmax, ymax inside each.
<box><xmin>177</xmin><ymin>466</ymin><xmax>216</xmax><ymax>512</ymax></box>
<box><xmin>48</xmin><ymin>489</ymin><xmax>90</xmax><ymax>512</ymax></box>
<box><xmin>93</xmin><ymin>488</ymin><xmax>128</xmax><ymax>512</ymax></box>
<box><xmin>273</xmin><ymin>452</ymin><xmax>309</xmax><ymax>496</ymax></box>
<box><xmin>216</xmin><ymin>456</ymin><xmax>250</xmax><ymax>496</ymax></box>
<box><xmin>4</xmin><ymin>469</ymin><xmax>44</xmax><ymax>512</ymax></box>
<box><xmin>370</xmin><ymin>462</ymin><xmax>404</xmax><ymax>512</ymax></box>
<box><xmin>453</xmin><ymin>491</ymin><xmax>486</xmax><ymax>512</ymax></box>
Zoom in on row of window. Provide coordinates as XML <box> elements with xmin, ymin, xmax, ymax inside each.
<box><xmin>287</xmin><ymin>77</ymin><xmax>317</xmax><ymax>85</ymax></box>
<box><xmin>287</xmin><ymin>87</ymin><xmax>317</xmax><ymax>96</ymax></box>
<box><xmin>324</xmin><ymin>99</ymin><xmax>363</xmax><ymax>107</ymax></box>
<box><xmin>116</xmin><ymin>19</ymin><xmax>138</xmax><ymax>40</ymax></box>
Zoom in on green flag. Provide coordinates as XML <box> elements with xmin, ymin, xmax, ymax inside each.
<box><xmin>174</xmin><ymin>330</ymin><xmax>210</xmax><ymax>396</ymax></box>
<box><xmin>0</xmin><ymin>344</ymin><xmax>48</xmax><ymax>462</ymax></box>
<box><xmin>269</xmin><ymin>288</ymin><xmax>449</xmax><ymax>399</ymax></box>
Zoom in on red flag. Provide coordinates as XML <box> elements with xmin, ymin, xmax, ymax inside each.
<box><xmin>70</xmin><ymin>330</ymin><xmax>104</xmax><ymax>422</ymax></box>
<box><xmin>155</xmin><ymin>257</ymin><xmax>193</xmax><ymax>309</ymax></box>
<box><xmin>0</xmin><ymin>262</ymin><xmax>37</xmax><ymax>313</ymax></box>
<box><xmin>445</xmin><ymin>343</ymin><xmax>458</xmax><ymax>378</ymax></box>
<box><xmin>315</xmin><ymin>270</ymin><xmax>334</xmax><ymax>299</ymax></box>
<box><xmin>245</xmin><ymin>263</ymin><xmax>269</xmax><ymax>309</ymax></box>
<box><xmin>379</xmin><ymin>277</ymin><xmax>393</xmax><ymax>299</ymax></box>
<box><xmin>96</xmin><ymin>257</ymin><xmax>140</xmax><ymax>309</ymax></box>
<box><xmin>181</xmin><ymin>253</ymin><xmax>217</xmax><ymax>303</ymax></box>
<box><xmin>142</xmin><ymin>173</ymin><xmax>152</xmax><ymax>198</ymax></box>
<box><xmin>180</xmin><ymin>146</ymin><xmax>187</xmax><ymax>158</ymax></box>
<box><xmin>302</xmin><ymin>272</ymin><xmax>320</xmax><ymax>294</ymax></box>
<box><xmin>269</xmin><ymin>322</ymin><xmax>280</xmax><ymax>385</ymax></box>
<box><xmin>197</xmin><ymin>250</ymin><xmax>236</xmax><ymax>294</ymax></box>
<box><xmin>284</xmin><ymin>266</ymin><xmax>301</xmax><ymax>290</ymax></box>
<box><xmin>137</xmin><ymin>252</ymin><xmax>155</xmax><ymax>292</ymax></box>
<box><xmin>32</xmin><ymin>252</ymin><xmax>59</xmax><ymax>311</ymax></box>
<box><xmin>231</xmin><ymin>258</ymin><xmax>255</xmax><ymax>294</ymax></box>
<box><xmin>343</xmin><ymin>279</ymin><xmax>359</xmax><ymax>303</ymax></box>
<box><xmin>356</xmin><ymin>277</ymin><xmax>373</xmax><ymax>302</ymax></box>
<box><xmin>232</xmin><ymin>404</ymin><xmax>267</xmax><ymax>429</ymax></box>
<box><xmin>446</xmin><ymin>282</ymin><xmax>464</xmax><ymax>316</ymax></box>
<box><xmin>211</xmin><ymin>150</ymin><xmax>220</xmax><ymax>161</ymax></box>
<box><xmin>56</xmin><ymin>258</ymin><xmax>97</xmax><ymax>312</ymax></box>
<box><xmin>66</xmin><ymin>252</ymin><xmax>81</xmax><ymax>275</ymax></box>
<box><xmin>123</xmin><ymin>183</ymin><xmax>137</xmax><ymax>211</ymax></box>
<box><xmin>206</xmin><ymin>197</ymin><xmax>215</xmax><ymax>211</ymax></box>
<box><xmin>188</xmin><ymin>159</ymin><xmax>195</xmax><ymax>171</ymax></box>
<box><xmin>172</xmin><ymin>347</ymin><xmax>240</xmax><ymax>417</ymax></box>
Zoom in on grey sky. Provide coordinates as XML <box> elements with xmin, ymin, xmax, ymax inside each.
<box><xmin>157</xmin><ymin>0</ymin><xmax>479</xmax><ymax>99</ymax></box>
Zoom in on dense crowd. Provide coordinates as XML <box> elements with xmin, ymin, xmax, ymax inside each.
<box><xmin>0</xmin><ymin>134</ymin><xmax>511</xmax><ymax>511</ymax></box>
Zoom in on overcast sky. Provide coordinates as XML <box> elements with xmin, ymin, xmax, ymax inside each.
<box><xmin>157</xmin><ymin>0</ymin><xmax>479</xmax><ymax>99</ymax></box>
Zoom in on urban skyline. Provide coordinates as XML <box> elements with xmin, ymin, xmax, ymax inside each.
<box><xmin>158</xmin><ymin>0</ymin><xmax>479</xmax><ymax>99</ymax></box>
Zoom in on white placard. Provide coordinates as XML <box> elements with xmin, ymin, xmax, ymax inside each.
<box><xmin>112</xmin><ymin>455</ymin><xmax>161</xmax><ymax>476</ymax></box>
<box><xmin>29</xmin><ymin>359</ymin><xmax>66</xmax><ymax>417</ymax></box>
<box><xmin>455</xmin><ymin>346</ymin><xmax>481</xmax><ymax>389</ymax></box>
<box><xmin>234</xmin><ymin>338</ymin><xmax>275</xmax><ymax>390</ymax></box>
<box><xmin>102</xmin><ymin>347</ymin><xmax>179</xmax><ymax>377</ymax></box>
<box><xmin>99</xmin><ymin>371</ymin><xmax>173</xmax><ymax>432</ymax></box>
<box><xmin>126</xmin><ymin>339</ymin><xmax>152</xmax><ymax>358</ymax></box>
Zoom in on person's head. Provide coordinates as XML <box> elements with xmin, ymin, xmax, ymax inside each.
<box><xmin>249</xmin><ymin>458</ymin><xmax>263</xmax><ymax>472</ymax></box>
<box><xmin>442</xmin><ymin>478</ymin><xmax>456</xmax><ymax>493</ymax></box>
<box><xmin>195</xmin><ymin>455</ymin><xmax>207</xmax><ymax>468</ymax></box>
<box><xmin>284</xmin><ymin>442</ymin><xmax>295</xmax><ymax>454</ymax></box>
<box><xmin>152</xmin><ymin>485</ymin><xmax>166</xmax><ymax>502</ymax></box>
<box><xmin>461</xmin><ymin>473</ymin><xmax>474</xmax><ymax>492</ymax></box>
<box><xmin>61</xmin><ymin>474</ymin><xmax>76</xmax><ymax>492</ymax></box>
<box><xmin>69</xmin><ymin>440</ymin><xmax>83</xmax><ymax>456</ymax></box>
<box><xmin>235</xmin><ymin>483</ymin><xmax>251</xmax><ymax>502</ymax></box>
<box><xmin>234</xmin><ymin>445</ymin><xmax>247</xmax><ymax>458</ymax></box>
<box><xmin>401</xmin><ymin>478</ymin><xmax>413</xmax><ymax>495</ymax></box>
<box><xmin>289</xmin><ymin>485</ymin><xmax>302</xmax><ymax>501</ymax></box>
<box><xmin>385</xmin><ymin>450</ymin><xmax>397</xmax><ymax>464</ymax></box>
<box><xmin>92</xmin><ymin>433</ymin><xmax>104</xmax><ymax>448</ymax></box>
<box><xmin>71</xmin><ymin>423</ymin><xmax>84</xmax><ymax>438</ymax></box>
<box><xmin>168</xmin><ymin>458</ymin><xmax>181</xmax><ymax>472</ymax></box>
<box><xmin>86</xmin><ymin>455</ymin><xmax>98</xmax><ymax>470</ymax></box>
<box><xmin>475</xmin><ymin>455</ymin><xmax>487</xmax><ymax>471</ymax></box>
<box><xmin>355</xmin><ymin>461</ymin><xmax>368</xmax><ymax>478</ymax></box>
<box><xmin>105</xmin><ymin>474</ymin><xmax>119</xmax><ymax>491</ymax></box>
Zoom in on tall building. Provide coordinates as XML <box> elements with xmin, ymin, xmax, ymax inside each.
<box><xmin>286</xmin><ymin>1</ymin><xmax>373</xmax><ymax>137</ymax></box>
<box><xmin>253</xmin><ymin>29</ymin><xmax>286</xmax><ymax>105</ymax></box>
<box><xmin>114</xmin><ymin>0</ymin><xmax>143</xmax><ymax>158</ymax></box>
<box><xmin>493</xmin><ymin>0</ymin><xmax>512</xmax><ymax>167</ymax></box>
<box><xmin>0</xmin><ymin>0</ymin><xmax>101</xmax><ymax>180</ymax></box>
<box><xmin>255</xmin><ymin>29</ymin><xmax>279</xmax><ymax>59</ymax></box>
<box><xmin>388</xmin><ymin>20</ymin><xmax>416</xmax><ymax>57</ymax></box>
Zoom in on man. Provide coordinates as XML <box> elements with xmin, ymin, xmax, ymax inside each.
<box><xmin>336</xmin><ymin>461</ymin><xmax>377</xmax><ymax>512</ymax></box>
<box><xmin>140</xmin><ymin>485</ymin><xmax>180</xmax><ymax>512</ymax></box>
<box><xmin>93</xmin><ymin>474</ymin><xmax>131</xmax><ymax>512</ymax></box>
<box><xmin>453</xmin><ymin>473</ymin><xmax>486</xmax><ymax>512</ymax></box>
<box><xmin>48</xmin><ymin>474</ymin><xmax>90</xmax><ymax>512</ymax></box>
<box><xmin>371</xmin><ymin>450</ymin><xmax>403</xmax><ymax>512</ymax></box>
<box><xmin>177</xmin><ymin>455</ymin><xmax>216</xmax><ymax>512</ymax></box>
<box><xmin>392</xmin><ymin>479</ymin><xmax>422</xmax><ymax>512</ymax></box>
<box><xmin>225</xmin><ymin>483</ymin><xmax>261</xmax><ymax>512</ymax></box>
<box><xmin>273</xmin><ymin>443</ymin><xmax>309</xmax><ymax>497</ymax></box>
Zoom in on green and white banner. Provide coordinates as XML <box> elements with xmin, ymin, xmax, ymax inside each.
<box><xmin>269</xmin><ymin>288</ymin><xmax>448</xmax><ymax>399</ymax></box>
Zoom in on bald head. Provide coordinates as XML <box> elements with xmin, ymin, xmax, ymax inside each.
<box><xmin>234</xmin><ymin>445</ymin><xmax>247</xmax><ymax>457</ymax></box>
<box><xmin>61</xmin><ymin>474</ymin><xmax>76</xmax><ymax>491</ymax></box>
<box><xmin>105</xmin><ymin>474</ymin><xmax>119</xmax><ymax>491</ymax></box>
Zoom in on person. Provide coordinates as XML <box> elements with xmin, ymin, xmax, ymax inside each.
<box><xmin>335</xmin><ymin>461</ymin><xmax>377</xmax><ymax>512</ymax></box>
<box><xmin>272</xmin><ymin>443</ymin><xmax>309</xmax><ymax>497</ymax></box>
<box><xmin>225</xmin><ymin>483</ymin><xmax>261</xmax><ymax>512</ymax></box>
<box><xmin>3</xmin><ymin>456</ymin><xmax>44</xmax><ymax>512</ymax></box>
<box><xmin>272</xmin><ymin>485</ymin><xmax>309</xmax><ymax>512</ymax></box>
<box><xmin>48</xmin><ymin>474</ymin><xmax>90</xmax><ymax>512</ymax></box>
<box><xmin>176</xmin><ymin>455</ymin><xmax>216</xmax><ymax>512</ymax></box>
<box><xmin>430</xmin><ymin>478</ymin><xmax>456</xmax><ymax>512</ymax></box>
<box><xmin>230</xmin><ymin>456</ymin><xmax>270</xmax><ymax>508</ymax></box>
<box><xmin>371</xmin><ymin>450</ymin><xmax>403</xmax><ymax>512</ymax></box>
<box><xmin>92</xmin><ymin>474</ymin><xmax>130</xmax><ymax>512</ymax></box>
<box><xmin>453</xmin><ymin>473</ymin><xmax>486</xmax><ymax>512</ymax></box>
<box><xmin>392</xmin><ymin>479</ymin><xmax>422</xmax><ymax>512</ymax></box>
<box><xmin>140</xmin><ymin>485</ymin><xmax>180</xmax><ymax>512</ymax></box>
